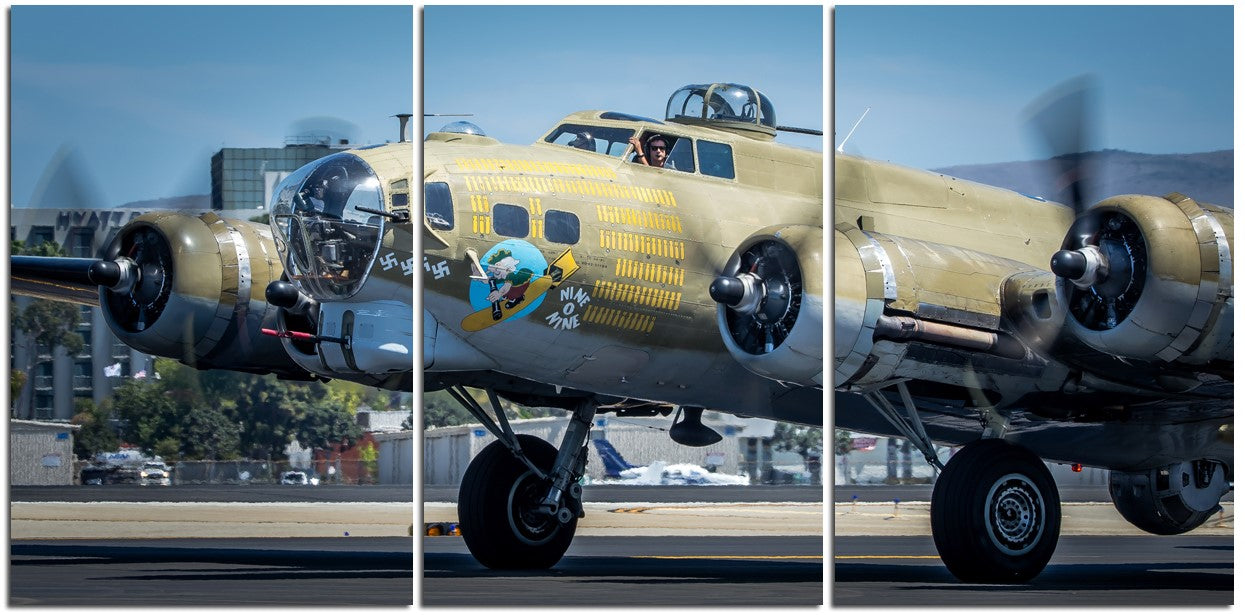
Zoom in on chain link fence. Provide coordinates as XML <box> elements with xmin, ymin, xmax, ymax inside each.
<box><xmin>72</xmin><ymin>459</ymin><xmax>378</xmax><ymax>485</ymax></box>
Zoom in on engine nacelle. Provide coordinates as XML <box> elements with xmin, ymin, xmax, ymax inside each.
<box><xmin>712</xmin><ymin>225</ymin><xmax>822</xmax><ymax>387</ymax></box>
<box><xmin>1056</xmin><ymin>193</ymin><xmax>1233</xmax><ymax>365</ymax></box>
<box><xmin>101</xmin><ymin>211</ymin><xmax>306</xmax><ymax>378</ymax></box>
<box><xmin>1109</xmin><ymin>460</ymin><xmax>1230</xmax><ymax>535</ymax></box>
<box><xmin>835</xmin><ymin>224</ymin><xmax>1036</xmax><ymax>388</ymax></box>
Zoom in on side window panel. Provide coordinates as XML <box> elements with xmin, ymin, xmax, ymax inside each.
<box><xmin>424</xmin><ymin>182</ymin><xmax>454</xmax><ymax>230</ymax></box>
<box><xmin>667</xmin><ymin>139</ymin><xmax>695</xmax><ymax>173</ymax></box>
<box><xmin>545</xmin><ymin>210</ymin><xmax>580</xmax><ymax>245</ymax></box>
<box><xmin>698</xmin><ymin>141</ymin><xmax>735</xmax><ymax>180</ymax></box>
<box><xmin>493</xmin><ymin>204</ymin><xmax>529</xmax><ymax>238</ymax></box>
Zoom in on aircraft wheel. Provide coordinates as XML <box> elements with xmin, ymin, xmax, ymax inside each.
<box><xmin>930</xmin><ymin>439</ymin><xmax>1060</xmax><ymax>583</ymax></box>
<box><xmin>458</xmin><ymin>434</ymin><xmax>576</xmax><ymax>569</ymax></box>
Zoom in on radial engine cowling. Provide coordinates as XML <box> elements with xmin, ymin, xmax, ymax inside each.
<box><xmin>710</xmin><ymin>225</ymin><xmax>822</xmax><ymax>387</ymax></box>
<box><xmin>1053</xmin><ymin>193</ymin><xmax>1233</xmax><ymax>365</ymax></box>
<box><xmin>101</xmin><ymin>211</ymin><xmax>305</xmax><ymax>377</ymax></box>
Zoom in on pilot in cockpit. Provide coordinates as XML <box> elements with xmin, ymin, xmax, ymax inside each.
<box><xmin>567</xmin><ymin>131</ymin><xmax>596</xmax><ymax>152</ymax></box>
<box><xmin>628</xmin><ymin>134</ymin><xmax>674</xmax><ymax>170</ymax></box>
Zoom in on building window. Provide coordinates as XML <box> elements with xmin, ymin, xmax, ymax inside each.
<box><xmin>34</xmin><ymin>362</ymin><xmax>54</xmax><ymax>389</ymax></box>
<box><xmin>79</xmin><ymin>306</ymin><xmax>94</xmax><ymax>328</ymax></box>
<box><xmin>492</xmin><ymin>204</ymin><xmax>529</xmax><ymax>238</ymax></box>
<box><xmin>34</xmin><ymin>393</ymin><xmax>54</xmax><ymax>420</ymax></box>
<box><xmin>545</xmin><ymin>211</ymin><xmax>581</xmax><ymax>245</ymax></box>
<box><xmin>77</xmin><ymin>327</ymin><xmax>92</xmax><ymax>356</ymax></box>
<box><xmin>27</xmin><ymin>226</ymin><xmax>54</xmax><ymax>249</ymax></box>
<box><xmin>69</xmin><ymin>227</ymin><xmax>95</xmax><ymax>258</ymax></box>
<box><xmin>74</xmin><ymin>361</ymin><xmax>93</xmax><ymax>390</ymax></box>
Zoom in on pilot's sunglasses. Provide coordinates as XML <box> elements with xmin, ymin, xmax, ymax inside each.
<box><xmin>648</xmin><ymin>144</ymin><xmax>667</xmax><ymax>151</ymax></box>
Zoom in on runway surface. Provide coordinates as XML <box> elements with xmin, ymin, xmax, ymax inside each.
<box><xmin>11</xmin><ymin>484</ymin><xmax>413</xmax><ymax>503</ymax></box>
<box><xmin>834</xmin><ymin>534</ymin><xmax>1232</xmax><ymax>606</ymax></box>
<box><xmin>10</xmin><ymin>537</ymin><xmax>413</xmax><ymax>606</ymax></box>
<box><xmin>834</xmin><ymin>484</ymin><xmax>1234</xmax><ymax>503</ymax></box>
<box><xmin>424</xmin><ymin>535</ymin><xmax>823</xmax><ymax>606</ymax></box>
<box><xmin>424</xmin><ymin>483</ymin><xmax>822</xmax><ymax>503</ymax></box>
<box><xmin>422</xmin><ymin>484</ymin><xmax>824</xmax><ymax>605</ymax></box>
<box><xmin>10</xmin><ymin>486</ymin><xmax>414</xmax><ymax>605</ymax></box>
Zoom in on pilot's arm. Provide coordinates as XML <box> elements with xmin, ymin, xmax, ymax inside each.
<box><xmin>628</xmin><ymin>136</ymin><xmax>649</xmax><ymax>166</ymax></box>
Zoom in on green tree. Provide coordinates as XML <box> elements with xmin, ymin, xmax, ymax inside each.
<box><xmin>10</xmin><ymin>370</ymin><xmax>27</xmax><ymax>414</ymax></box>
<box><xmin>70</xmin><ymin>397</ymin><xmax>119</xmax><ymax>459</ymax></box>
<box><xmin>423</xmin><ymin>389</ymin><xmax>473</xmax><ymax>428</ymax></box>
<box><xmin>234</xmin><ymin>376</ymin><xmax>361</xmax><ymax>457</ymax></box>
<box><xmin>359</xmin><ymin>441</ymin><xmax>378</xmax><ymax>482</ymax></box>
<box><xmin>770</xmin><ymin>423</ymin><xmax>823</xmax><ymax>462</ymax></box>
<box><xmin>11</xmin><ymin>240</ymin><xmax>86</xmax><ymax>418</ymax></box>
<box><xmin>181</xmin><ymin>403</ymin><xmax>242</xmax><ymax>460</ymax></box>
<box><xmin>109</xmin><ymin>377</ymin><xmax>179</xmax><ymax>455</ymax></box>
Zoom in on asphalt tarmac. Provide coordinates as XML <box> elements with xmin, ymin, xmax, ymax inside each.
<box><xmin>11</xmin><ymin>484</ymin><xmax>821</xmax><ymax>606</ymax></box>
<box><xmin>424</xmin><ymin>483</ymin><xmax>822</xmax><ymax>503</ymax></box>
<box><xmin>834</xmin><ymin>534</ymin><xmax>1232</xmax><ymax>606</ymax></box>
<box><xmin>10</xmin><ymin>537</ymin><xmax>413</xmax><ymax>606</ymax></box>
<box><xmin>423</xmin><ymin>535</ymin><xmax>824</xmax><ymax>606</ymax></box>
<box><xmin>11</xmin><ymin>484</ymin><xmax>413</xmax><ymax>503</ymax></box>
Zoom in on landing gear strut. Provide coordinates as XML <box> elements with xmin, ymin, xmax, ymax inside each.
<box><xmin>448</xmin><ymin>386</ymin><xmax>594</xmax><ymax>569</ymax></box>
<box><xmin>931</xmin><ymin>439</ymin><xmax>1061</xmax><ymax>583</ymax></box>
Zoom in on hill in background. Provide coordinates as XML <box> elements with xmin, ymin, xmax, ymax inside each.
<box><xmin>933</xmin><ymin>149</ymin><xmax>1233</xmax><ymax>208</ymax></box>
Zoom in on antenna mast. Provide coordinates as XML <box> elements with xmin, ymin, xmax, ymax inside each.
<box><xmin>836</xmin><ymin>107</ymin><xmax>871</xmax><ymax>153</ymax></box>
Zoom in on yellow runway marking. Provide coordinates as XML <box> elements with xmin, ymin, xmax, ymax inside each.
<box><xmin>633</xmin><ymin>555</ymin><xmax>822</xmax><ymax>561</ymax></box>
<box><xmin>833</xmin><ymin>555</ymin><xmax>941</xmax><ymax>560</ymax></box>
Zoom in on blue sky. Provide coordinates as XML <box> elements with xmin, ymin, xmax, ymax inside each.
<box><xmin>424</xmin><ymin>6</ymin><xmax>824</xmax><ymax>152</ymax></box>
<box><xmin>10</xmin><ymin>6</ymin><xmax>413</xmax><ymax>208</ymax></box>
<box><xmin>834</xmin><ymin>5</ymin><xmax>1233</xmax><ymax>169</ymax></box>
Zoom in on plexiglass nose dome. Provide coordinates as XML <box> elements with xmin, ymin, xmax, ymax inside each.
<box><xmin>269</xmin><ymin>152</ymin><xmax>385</xmax><ymax>301</ymax></box>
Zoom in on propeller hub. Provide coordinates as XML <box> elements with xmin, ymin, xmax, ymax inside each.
<box><xmin>1051</xmin><ymin>246</ymin><xmax>1106</xmax><ymax>289</ymax></box>
<box><xmin>709</xmin><ymin>275</ymin><xmax>746</xmax><ymax>306</ymax></box>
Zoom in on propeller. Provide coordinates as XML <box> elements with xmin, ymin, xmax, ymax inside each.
<box><xmin>710</xmin><ymin>239</ymin><xmax>802</xmax><ymax>355</ymax></box>
<box><xmin>101</xmin><ymin>225</ymin><xmax>174</xmax><ymax>333</ymax></box>
<box><xmin>1025</xmin><ymin>76</ymin><xmax>1146</xmax><ymax>332</ymax></box>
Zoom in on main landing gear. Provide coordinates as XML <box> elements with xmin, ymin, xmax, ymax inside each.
<box><xmin>861</xmin><ymin>380</ymin><xmax>1060</xmax><ymax>583</ymax></box>
<box><xmin>931</xmin><ymin>439</ymin><xmax>1060</xmax><ymax>583</ymax></box>
<box><xmin>446</xmin><ymin>386</ymin><xmax>594</xmax><ymax>569</ymax></box>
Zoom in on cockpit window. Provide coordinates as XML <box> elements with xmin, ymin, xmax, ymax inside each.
<box><xmin>269</xmin><ymin>153</ymin><xmax>384</xmax><ymax>301</ymax></box>
<box><xmin>545</xmin><ymin>124</ymin><xmax>635</xmax><ymax>157</ymax></box>
<box><xmin>698</xmin><ymin>141</ymin><xmax>735</xmax><ymax>179</ymax></box>
<box><xmin>631</xmin><ymin>132</ymin><xmax>693</xmax><ymax>173</ymax></box>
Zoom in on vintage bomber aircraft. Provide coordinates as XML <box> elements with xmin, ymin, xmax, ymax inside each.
<box><xmin>422</xmin><ymin>83</ymin><xmax>823</xmax><ymax>568</ymax></box>
<box><xmin>834</xmin><ymin>88</ymin><xmax>1232</xmax><ymax>583</ymax></box>
<box><xmin>11</xmin><ymin>130</ymin><xmax>414</xmax><ymax>393</ymax></box>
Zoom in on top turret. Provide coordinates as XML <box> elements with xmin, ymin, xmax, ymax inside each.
<box><xmin>665</xmin><ymin>83</ymin><xmax>776</xmax><ymax>141</ymax></box>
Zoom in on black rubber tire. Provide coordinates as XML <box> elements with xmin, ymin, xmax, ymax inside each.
<box><xmin>458</xmin><ymin>435</ymin><xmax>576</xmax><ymax>569</ymax></box>
<box><xmin>930</xmin><ymin>439</ymin><xmax>1060</xmax><ymax>583</ymax></box>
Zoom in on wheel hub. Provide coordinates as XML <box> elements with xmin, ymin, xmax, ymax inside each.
<box><xmin>507</xmin><ymin>470</ymin><xmax>560</xmax><ymax>546</ymax></box>
<box><xmin>985</xmin><ymin>473</ymin><xmax>1044</xmax><ymax>555</ymax></box>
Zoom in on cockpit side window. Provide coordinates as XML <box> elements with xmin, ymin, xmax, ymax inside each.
<box><xmin>545</xmin><ymin>124</ymin><xmax>635</xmax><ymax>157</ymax></box>
<box><xmin>632</xmin><ymin>132</ymin><xmax>693</xmax><ymax>173</ymax></box>
<box><xmin>698</xmin><ymin>141</ymin><xmax>735</xmax><ymax>180</ymax></box>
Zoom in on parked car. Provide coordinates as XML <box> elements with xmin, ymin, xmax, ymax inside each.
<box><xmin>140</xmin><ymin>462</ymin><xmax>171</xmax><ymax>486</ymax></box>
<box><xmin>280</xmin><ymin>471</ymin><xmax>309</xmax><ymax>485</ymax></box>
